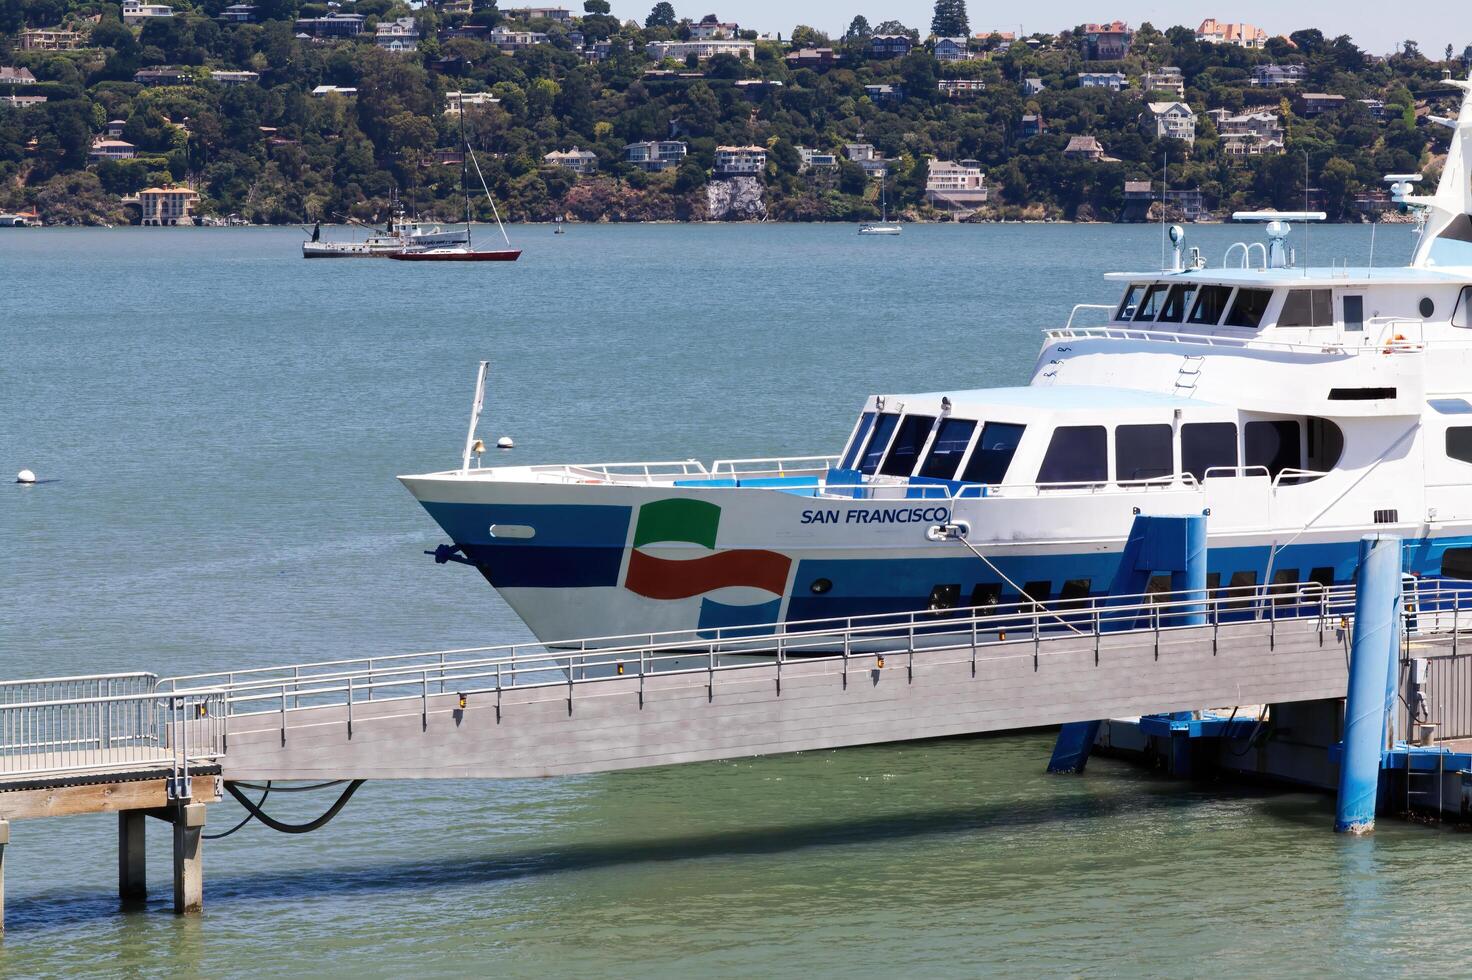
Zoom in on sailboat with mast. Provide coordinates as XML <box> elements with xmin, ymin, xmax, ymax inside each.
<box><xmin>859</xmin><ymin>176</ymin><xmax>901</xmax><ymax>235</ymax></box>
<box><xmin>390</xmin><ymin>95</ymin><xmax>521</xmax><ymax>262</ymax></box>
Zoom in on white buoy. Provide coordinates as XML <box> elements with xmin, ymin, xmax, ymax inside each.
<box><xmin>16</xmin><ymin>469</ymin><xmax>36</xmax><ymax>484</ymax></box>
<box><xmin>496</xmin><ymin>436</ymin><xmax>515</xmax><ymax>450</ymax></box>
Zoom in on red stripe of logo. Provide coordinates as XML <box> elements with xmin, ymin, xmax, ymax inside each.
<box><xmin>624</xmin><ymin>549</ymin><xmax>791</xmax><ymax>600</ymax></box>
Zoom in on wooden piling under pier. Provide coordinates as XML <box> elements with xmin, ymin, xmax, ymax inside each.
<box><xmin>0</xmin><ymin>763</ymin><xmax>219</xmax><ymax>929</ymax></box>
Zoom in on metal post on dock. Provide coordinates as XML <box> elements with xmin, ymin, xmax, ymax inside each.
<box><xmin>1335</xmin><ymin>533</ymin><xmax>1402</xmax><ymax>834</ymax></box>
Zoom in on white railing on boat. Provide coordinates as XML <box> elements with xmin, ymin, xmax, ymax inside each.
<box><xmin>525</xmin><ymin>460</ymin><xmax>710</xmax><ymax>484</ymax></box>
<box><xmin>1065</xmin><ymin>303</ymin><xmax>1116</xmax><ymax>330</ymax></box>
<box><xmin>1045</xmin><ymin>325</ymin><xmax>1362</xmax><ymax>356</ymax></box>
<box><xmin>711</xmin><ymin>455</ymin><xmax>838</xmax><ymax>479</ymax></box>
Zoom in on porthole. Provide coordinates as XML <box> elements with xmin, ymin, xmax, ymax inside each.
<box><xmin>1420</xmin><ymin>297</ymin><xmax>1435</xmax><ymax>318</ymax></box>
<box><xmin>809</xmin><ymin>577</ymin><xmax>832</xmax><ymax>594</ymax></box>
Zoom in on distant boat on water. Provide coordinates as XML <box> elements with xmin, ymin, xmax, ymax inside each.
<box><xmin>302</xmin><ymin>210</ymin><xmax>469</xmax><ymax>258</ymax></box>
<box><xmin>859</xmin><ymin>180</ymin><xmax>901</xmax><ymax>236</ymax></box>
<box><xmin>387</xmin><ymin>95</ymin><xmax>520</xmax><ymax>263</ymax></box>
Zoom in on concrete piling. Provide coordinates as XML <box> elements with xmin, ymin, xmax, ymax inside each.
<box><xmin>172</xmin><ymin>803</ymin><xmax>206</xmax><ymax>914</ymax></box>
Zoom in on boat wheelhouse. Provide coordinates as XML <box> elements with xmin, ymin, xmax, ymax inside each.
<box><xmin>401</xmin><ymin>72</ymin><xmax>1472</xmax><ymax>646</ymax></box>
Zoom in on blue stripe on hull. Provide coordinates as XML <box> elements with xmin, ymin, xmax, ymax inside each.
<box><xmin>420</xmin><ymin>501</ymin><xmax>631</xmax><ymax>588</ymax></box>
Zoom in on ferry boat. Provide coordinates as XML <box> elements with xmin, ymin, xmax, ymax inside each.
<box><xmin>401</xmin><ymin>74</ymin><xmax>1472</xmax><ymax>645</ymax></box>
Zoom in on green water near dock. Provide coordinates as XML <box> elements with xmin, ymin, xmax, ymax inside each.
<box><xmin>6</xmin><ymin>223</ymin><xmax>1471</xmax><ymax>977</ymax></box>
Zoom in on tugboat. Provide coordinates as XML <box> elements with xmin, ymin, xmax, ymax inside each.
<box><xmin>402</xmin><ymin>73</ymin><xmax>1472</xmax><ymax>646</ymax></box>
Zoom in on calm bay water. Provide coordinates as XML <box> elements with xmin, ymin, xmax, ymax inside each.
<box><xmin>5</xmin><ymin>221</ymin><xmax>1467</xmax><ymax>978</ymax></box>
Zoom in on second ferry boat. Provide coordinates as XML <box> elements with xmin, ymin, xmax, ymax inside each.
<box><xmin>402</xmin><ymin>74</ymin><xmax>1472</xmax><ymax>645</ymax></box>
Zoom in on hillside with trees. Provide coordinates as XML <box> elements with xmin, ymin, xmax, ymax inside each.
<box><xmin>0</xmin><ymin>0</ymin><xmax>1468</xmax><ymax>224</ymax></box>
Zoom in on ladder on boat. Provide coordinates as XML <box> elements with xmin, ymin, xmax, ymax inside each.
<box><xmin>1174</xmin><ymin>354</ymin><xmax>1205</xmax><ymax>395</ymax></box>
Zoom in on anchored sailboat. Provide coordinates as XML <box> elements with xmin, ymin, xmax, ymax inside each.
<box><xmin>390</xmin><ymin>95</ymin><xmax>520</xmax><ymax>262</ymax></box>
<box><xmin>859</xmin><ymin>177</ymin><xmax>901</xmax><ymax>235</ymax></box>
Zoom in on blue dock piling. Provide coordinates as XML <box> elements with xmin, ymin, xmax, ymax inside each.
<box><xmin>1048</xmin><ymin>514</ymin><xmax>1207</xmax><ymax>774</ymax></box>
<box><xmin>1335</xmin><ymin>534</ymin><xmax>1403</xmax><ymax>834</ymax></box>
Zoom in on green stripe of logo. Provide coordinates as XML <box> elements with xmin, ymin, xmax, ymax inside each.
<box><xmin>632</xmin><ymin>498</ymin><xmax>720</xmax><ymax>549</ymax></box>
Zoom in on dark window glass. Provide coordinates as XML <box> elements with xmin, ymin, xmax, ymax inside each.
<box><xmin>1271</xmin><ymin>567</ymin><xmax>1300</xmax><ymax>606</ymax></box>
<box><xmin>1132</xmin><ymin>285</ymin><xmax>1167</xmax><ymax>321</ymax></box>
<box><xmin>858</xmin><ymin>413</ymin><xmax>899</xmax><ymax>475</ymax></box>
<box><xmin>1157</xmin><ymin>284</ymin><xmax>1197</xmax><ymax>323</ymax></box>
<box><xmin>1454</xmin><ymin>286</ymin><xmax>1472</xmax><ymax>329</ymax></box>
<box><xmin>1245</xmin><ymin>420</ymin><xmax>1301</xmax><ymax>479</ymax></box>
<box><xmin>1307</xmin><ymin>417</ymin><xmax>1344</xmax><ymax>472</ymax></box>
<box><xmin>960</xmin><ymin>422</ymin><xmax>1026</xmax><ymax>484</ymax></box>
<box><xmin>1344</xmin><ymin>295</ymin><xmax>1365</xmax><ymax>331</ymax></box>
<box><xmin>1059</xmin><ymin>578</ymin><xmax>1092</xmax><ymax>604</ymax></box>
<box><xmin>1309</xmin><ymin>567</ymin><xmax>1335</xmax><ymax>588</ymax></box>
<box><xmin>839</xmin><ymin>412</ymin><xmax>875</xmax><ymax>470</ymax></box>
<box><xmin>1188</xmin><ymin>285</ymin><xmax>1232</xmax><ymax>325</ymax></box>
<box><xmin>1116</xmin><ymin>423</ymin><xmax>1173</xmax><ymax>482</ymax></box>
<box><xmin>1181</xmin><ymin>422</ymin><xmax>1238</xmax><ymax>481</ymax></box>
<box><xmin>927</xmin><ymin>583</ymin><xmax>960</xmax><ymax>610</ymax></box>
<box><xmin>1037</xmin><ymin>425</ymin><xmax>1107</xmax><ymax>486</ymax></box>
<box><xmin>1021</xmin><ymin>580</ymin><xmax>1051</xmax><ymax>603</ymax></box>
<box><xmin>1226</xmin><ymin>570</ymin><xmax>1257</xmax><ymax>610</ymax></box>
<box><xmin>969</xmin><ymin>583</ymin><xmax>1001</xmax><ymax>609</ymax></box>
<box><xmin>1279</xmin><ymin>289</ymin><xmax>1334</xmax><ymax>327</ymax></box>
<box><xmin>1207</xmin><ymin>571</ymin><xmax>1221</xmax><ymax>593</ymax></box>
<box><xmin>1449</xmin><ymin>427</ymin><xmax>1472</xmax><ymax>465</ymax></box>
<box><xmin>879</xmin><ymin>414</ymin><xmax>936</xmax><ymax>476</ymax></box>
<box><xmin>918</xmin><ymin>418</ymin><xmax>977</xmax><ymax>479</ymax></box>
<box><xmin>1116</xmin><ymin>284</ymin><xmax>1146</xmax><ymax>320</ymax></box>
<box><xmin>1443</xmin><ymin>548</ymin><xmax>1472</xmax><ymax>580</ymax></box>
<box><xmin>1224</xmin><ymin>288</ymin><xmax>1273</xmax><ymax>328</ymax></box>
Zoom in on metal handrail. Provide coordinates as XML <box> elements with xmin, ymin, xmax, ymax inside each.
<box><xmin>1065</xmin><ymin>303</ymin><xmax>1116</xmax><ymax>330</ymax></box>
<box><xmin>1044</xmin><ymin>324</ymin><xmax>1358</xmax><ymax>356</ymax></box>
<box><xmin>167</xmin><ymin>581</ymin><xmax>1389</xmax><ymax>709</ymax></box>
<box><xmin>710</xmin><ymin>455</ymin><xmax>839</xmax><ymax>476</ymax></box>
<box><xmin>0</xmin><ymin>688</ymin><xmax>225</xmax><ymax>780</ymax></box>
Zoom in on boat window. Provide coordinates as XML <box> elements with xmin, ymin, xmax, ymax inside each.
<box><xmin>1181</xmin><ymin>422</ymin><xmax>1238</xmax><ymax>481</ymax></box>
<box><xmin>1309</xmin><ymin>567</ymin><xmax>1335</xmax><ymax>589</ymax></box>
<box><xmin>858</xmin><ymin>413</ymin><xmax>900</xmax><ymax>475</ymax></box>
<box><xmin>1115</xmin><ymin>423</ymin><xmax>1173</xmax><ymax>483</ymax></box>
<box><xmin>970</xmin><ymin>583</ymin><xmax>1001</xmax><ymax>610</ymax></box>
<box><xmin>1448</xmin><ymin>426</ymin><xmax>1472</xmax><ymax>465</ymax></box>
<box><xmin>1431</xmin><ymin>399</ymin><xmax>1472</xmax><ymax>415</ymax></box>
<box><xmin>1187</xmin><ymin>285</ymin><xmax>1233</xmax><ymax>325</ymax></box>
<box><xmin>1271</xmin><ymin>568</ymin><xmax>1301</xmax><ymax>606</ymax></box>
<box><xmin>1443</xmin><ymin>548</ymin><xmax>1472</xmax><ymax>580</ymax></box>
<box><xmin>839</xmin><ymin>412</ymin><xmax>876</xmax><ymax>470</ymax></box>
<box><xmin>1304</xmin><ymin>417</ymin><xmax>1344</xmax><ymax>477</ymax></box>
<box><xmin>1116</xmin><ymin>284</ymin><xmax>1147</xmax><ymax>320</ymax></box>
<box><xmin>1131</xmin><ymin>285</ymin><xmax>1167</xmax><ymax>321</ymax></box>
<box><xmin>1156</xmin><ymin>284</ymin><xmax>1197</xmax><ymax>324</ymax></box>
<box><xmin>927</xmin><ymin>583</ymin><xmax>960</xmax><ymax>610</ymax></box>
<box><xmin>1454</xmin><ymin>286</ymin><xmax>1472</xmax><ymax>328</ymax></box>
<box><xmin>960</xmin><ymin>422</ymin><xmax>1026</xmax><ymax>484</ymax></box>
<box><xmin>1344</xmin><ymin>295</ymin><xmax>1365</xmax><ymax>332</ymax></box>
<box><xmin>1058</xmin><ymin>578</ymin><xmax>1092</xmax><ymax>605</ymax></box>
<box><xmin>1037</xmin><ymin>425</ymin><xmax>1107</xmax><ymax>487</ymax></box>
<box><xmin>1245</xmin><ymin>420</ymin><xmax>1301</xmax><ymax>480</ymax></box>
<box><xmin>880</xmin><ymin>415</ymin><xmax>937</xmax><ymax>476</ymax></box>
<box><xmin>1021</xmin><ymin>580</ymin><xmax>1051</xmax><ymax>604</ymax></box>
<box><xmin>918</xmin><ymin>417</ymin><xmax>977</xmax><ymax>479</ymax></box>
<box><xmin>1225</xmin><ymin>570</ymin><xmax>1257</xmax><ymax>610</ymax></box>
<box><xmin>1224</xmin><ymin>288</ymin><xmax>1273</xmax><ymax>329</ymax></box>
<box><xmin>1278</xmin><ymin>289</ymin><xmax>1333</xmax><ymax>328</ymax></box>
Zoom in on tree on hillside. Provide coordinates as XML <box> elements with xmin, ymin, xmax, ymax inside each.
<box><xmin>584</xmin><ymin>0</ymin><xmax>610</xmax><ymax>11</ymax></box>
<box><xmin>929</xmin><ymin>0</ymin><xmax>968</xmax><ymax>39</ymax></box>
<box><xmin>874</xmin><ymin>20</ymin><xmax>917</xmax><ymax>41</ymax></box>
<box><xmin>644</xmin><ymin>1</ymin><xmax>675</xmax><ymax>29</ymax></box>
<box><xmin>845</xmin><ymin>16</ymin><xmax>871</xmax><ymax>40</ymax></box>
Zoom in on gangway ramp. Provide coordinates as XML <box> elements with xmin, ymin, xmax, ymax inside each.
<box><xmin>162</xmin><ymin>588</ymin><xmax>1363</xmax><ymax>781</ymax></box>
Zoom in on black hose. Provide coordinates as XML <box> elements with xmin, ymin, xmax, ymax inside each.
<box><xmin>225</xmin><ymin>779</ymin><xmax>366</xmax><ymax>834</ymax></box>
<box><xmin>205</xmin><ymin>782</ymin><xmax>270</xmax><ymax>840</ymax></box>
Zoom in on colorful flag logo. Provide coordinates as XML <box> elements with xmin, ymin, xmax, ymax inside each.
<box><xmin>623</xmin><ymin>498</ymin><xmax>791</xmax><ymax>600</ymax></box>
